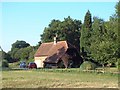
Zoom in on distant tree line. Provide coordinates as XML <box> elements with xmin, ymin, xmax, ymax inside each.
<box><xmin>0</xmin><ymin>40</ymin><xmax>41</xmax><ymax>67</ymax></box>
<box><xmin>1</xmin><ymin>1</ymin><xmax>119</xmax><ymax>68</ymax></box>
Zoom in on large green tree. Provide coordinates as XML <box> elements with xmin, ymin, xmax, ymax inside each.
<box><xmin>14</xmin><ymin>46</ymin><xmax>33</xmax><ymax>60</ymax></box>
<box><xmin>89</xmin><ymin>1</ymin><xmax>119</xmax><ymax>67</ymax></box>
<box><xmin>41</xmin><ymin>16</ymin><xmax>82</xmax><ymax>52</ymax></box>
<box><xmin>11</xmin><ymin>40</ymin><xmax>30</xmax><ymax>50</ymax></box>
<box><xmin>41</xmin><ymin>19</ymin><xmax>62</xmax><ymax>42</ymax></box>
<box><xmin>9</xmin><ymin>40</ymin><xmax>30</xmax><ymax>61</ymax></box>
<box><xmin>80</xmin><ymin>10</ymin><xmax>92</xmax><ymax>58</ymax></box>
<box><xmin>116</xmin><ymin>1</ymin><xmax>120</xmax><ymax>58</ymax></box>
<box><xmin>90</xmin><ymin>17</ymin><xmax>117</xmax><ymax>66</ymax></box>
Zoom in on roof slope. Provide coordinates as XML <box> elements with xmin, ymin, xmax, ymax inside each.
<box><xmin>44</xmin><ymin>46</ymin><xmax>68</xmax><ymax>63</ymax></box>
<box><xmin>34</xmin><ymin>41</ymin><xmax>68</xmax><ymax>57</ymax></box>
<box><xmin>34</xmin><ymin>42</ymin><xmax>53</xmax><ymax>57</ymax></box>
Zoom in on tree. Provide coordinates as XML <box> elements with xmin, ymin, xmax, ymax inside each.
<box><xmin>80</xmin><ymin>10</ymin><xmax>92</xmax><ymax>58</ymax></box>
<box><xmin>90</xmin><ymin>17</ymin><xmax>117</xmax><ymax>67</ymax></box>
<box><xmin>116</xmin><ymin>1</ymin><xmax>120</xmax><ymax>58</ymax></box>
<box><xmin>2</xmin><ymin>60</ymin><xmax>9</xmax><ymax>68</ymax></box>
<box><xmin>62</xmin><ymin>16</ymin><xmax>81</xmax><ymax>52</ymax></box>
<box><xmin>14</xmin><ymin>46</ymin><xmax>34</xmax><ymax>61</ymax></box>
<box><xmin>0</xmin><ymin>50</ymin><xmax>12</xmax><ymax>63</ymax></box>
<box><xmin>0</xmin><ymin>48</ymin><xmax>10</xmax><ymax>67</ymax></box>
<box><xmin>84</xmin><ymin>10</ymin><xmax>92</xmax><ymax>29</ymax></box>
<box><xmin>8</xmin><ymin>48</ymin><xmax>19</xmax><ymax>61</ymax></box>
<box><xmin>11</xmin><ymin>40</ymin><xmax>30</xmax><ymax>50</ymax></box>
<box><xmin>41</xmin><ymin>16</ymin><xmax>82</xmax><ymax>52</ymax></box>
<box><xmin>8</xmin><ymin>40</ymin><xmax>30</xmax><ymax>61</ymax></box>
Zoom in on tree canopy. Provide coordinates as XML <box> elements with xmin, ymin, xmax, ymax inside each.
<box><xmin>7</xmin><ymin>40</ymin><xmax>39</xmax><ymax>62</ymax></box>
<box><xmin>41</xmin><ymin>16</ymin><xmax>82</xmax><ymax>51</ymax></box>
<box><xmin>80</xmin><ymin>10</ymin><xmax>92</xmax><ymax>57</ymax></box>
<box><xmin>11</xmin><ymin>40</ymin><xmax>30</xmax><ymax>50</ymax></box>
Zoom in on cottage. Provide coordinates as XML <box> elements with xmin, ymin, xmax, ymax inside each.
<box><xmin>34</xmin><ymin>37</ymin><xmax>83</xmax><ymax>68</ymax></box>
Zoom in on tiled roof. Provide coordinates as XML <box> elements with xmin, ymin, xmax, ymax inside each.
<box><xmin>44</xmin><ymin>46</ymin><xmax>68</xmax><ymax>63</ymax></box>
<box><xmin>34</xmin><ymin>41</ymin><xmax>68</xmax><ymax>57</ymax></box>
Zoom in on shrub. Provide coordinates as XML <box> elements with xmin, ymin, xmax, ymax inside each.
<box><xmin>27</xmin><ymin>59</ymin><xmax>34</xmax><ymax>63</ymax></box>
<box><xmin>2</xmin><ymin>60</ymin><xmax>9</xmax><ymax>68</ymax></box>
<box><xmin>115</xmin><ymin>59</ymin><xmax>120</xmax><ymax>69</ymax></box>
<box><xmin>80</xmin><ymin>61</ymin><xmax>97</xmax><ymax>70</ymax></box>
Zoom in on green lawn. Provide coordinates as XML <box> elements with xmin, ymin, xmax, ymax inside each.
<box><xmin>2</xmin><ymin>68</ymin><xmax>118</xmax><ymax>88</ymax></box>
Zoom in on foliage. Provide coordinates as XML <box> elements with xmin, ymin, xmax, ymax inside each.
<box><xmin>8</xmin><ymin>40</ymin><xmax>30</xmax><ymax>61</ymax></box>
<box><xmin>11</xmin><ymin>40</ymin><xmax>30</xmax><ymax>50</ymax></box>
<box><xmin>79</xmin><ymin>2</ymin><xmax>119</xmax><ymax>67</ymax></box>
<box><xmin>8</xmin><ymin>40</ymin><xmax>39</xmax><ymax>62</ymax></box>
<box><xmin>89</xmin><ymin>17</ymin><xmax>117</xmax><ymax>66</ymax></box>
<box><xmin>40</xmin><ymin>3</ymin><xmax>119</xmax><ymax>67</ymax></box>
<box><xmin>41</xmin><ymin>16</ymin><xmax>82</xmax><ymax>51</ymax></box>
<box><xmin>8</xmin><ymin>61</ymin><xmax>20</xmax><ymax>68</ymax></box>
<box><xmin>8</xmin><ymin>48</ymin><xmax>19</xmax><ymax>61</ymax></box>
<box><xmin>89</xmin><ymin>1</ymin><xmax>118</xmax><ymax>66</ymax></box>
<box><xmin>0</xmin><ymin>51</ymin><xmax>12</xmax><ymax>63</ymax></box>
<box><xmin>115</xmin><ymin>59</ymin><xmax>120</xmax><ymax>68</ymax></box>
<box><xmin>13</xmin><ymin>46</ymin><xmax>36</xmax><ymax>61</ymax></box>
<box><xmin>80</xmin><ymin>61</ymin><xmax>97</xmax><ymax>70</ymax></box>
<box><xmin>116</xmin><ymin>1</ymin><xmax>120</xmax><ymax>58</ymax></box>
<box><xmin>84</xmin><ymin>10</ymin><xmax>92</xmax><ymax>29</ymax></box>
<box><xmin>16</xmin><ymin>46</ymin><xmax>32</xmax><ymax>60</ymax></box>
<box><xmin>2</xmin><ymin>59</ymin><xmax>9</xmax><ymax>67</ymax></box>
<box><xmin>80</xmin><ymin>10</ymin><xmax>92</xmax><ymax>55</ymax></box>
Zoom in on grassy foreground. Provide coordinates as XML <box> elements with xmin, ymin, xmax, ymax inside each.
<box><xmin>2</xmin><ymin>68</ymin><xmax>119</xmax><ymax>88</ymax></box>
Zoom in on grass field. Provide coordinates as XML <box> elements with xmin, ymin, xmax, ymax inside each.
<box><xmin>2</xmin><ymin>68</ymin><xmax>119</xmax><ymax>88</ymax></box>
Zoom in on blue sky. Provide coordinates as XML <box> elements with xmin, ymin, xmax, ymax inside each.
<box><xmin>1</xmin><ymin>2</ymin><xmax>117</xmax><ymax>52</ymax></box>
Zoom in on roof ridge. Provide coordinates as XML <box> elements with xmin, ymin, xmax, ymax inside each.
<box><xmin>42</xmin><ymin>40</ymin><xmax>66</xmax><ymax>44</ymax></box>
<box><xmin>42</xmin><ymin>42</ymin><xmax>53</xmax><ymax>44</ymax></box>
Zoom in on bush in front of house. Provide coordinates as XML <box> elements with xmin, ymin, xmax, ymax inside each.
<box><xmin>80</xmin><ymin>61</ymin><xmax>97</xmax><ymax>70</ymax></box>
<box><xmin>2</xmin><ymin>60</ymin><xmax>9</xmax><ymax>68</ymax></box>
